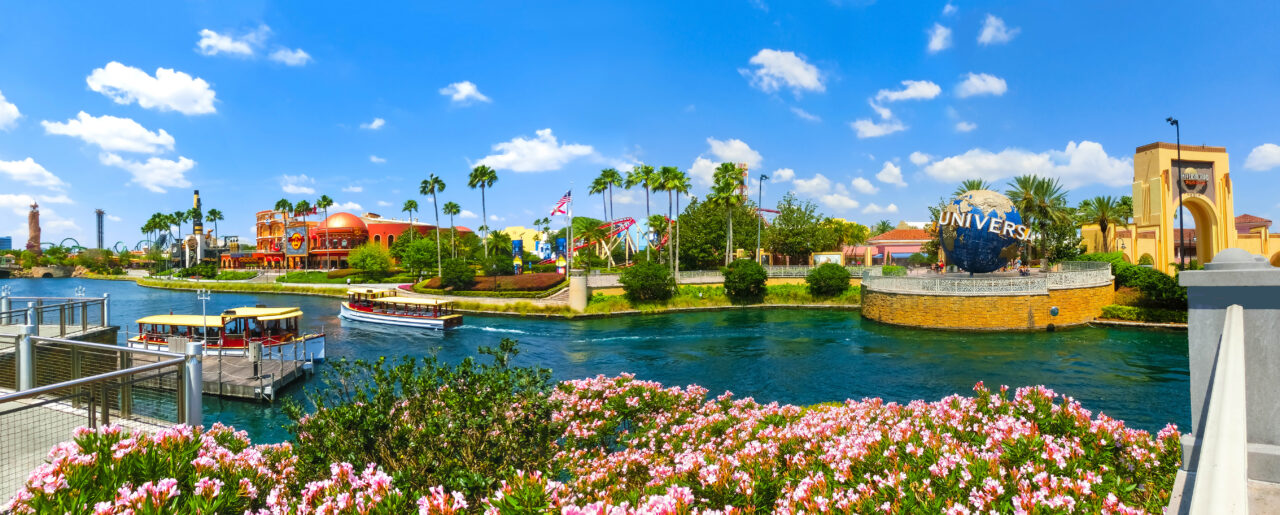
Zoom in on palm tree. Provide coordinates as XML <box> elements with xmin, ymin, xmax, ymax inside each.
<box><xmin>589</xmin><ymin>176</ymin><xmax>609</xmax><ymax>220</ymax></box>
<box><xmin>871</xmin><ymin>220</ymin><xmax>894</xmax><ymax>236</ymax></box>
<box><xmin>420</xmin><ymin>174</ymin><xmax>446</xmax><ymax>278</ymax></box>
<box><xmin>402</xmin><ymin>199</ymin><xmax>418</xmax><ymax>228</ymax></box>
<box><xmin>205</xmin><ymin>209</ymin><xmax>224</xmax><ymax>243</ymax></box>
<box><xmin>442</xmin><ymin>201</ymin><xmax>461</xmax><ymax>258</ymax></box>
<box><xmin>655</xmin><ymin>166</ymin><xmax>682</xmax><ymax>268</ymax></box>
<box><xmin>1078</xmin><ymin>195</ymin><xmax>1126</xmax><ymax>253</ymax></box>
<box><xmin>294</xmin><ymin>199</ymin><xmax>312</xmax><ymax>267</ymax></box>
<box><xmin>171</xmin><ymin>211</ymin><xmax>188</xmax><ymax>248</ymax></box>
<box><xmin>625</xmin><ymin>164</ymin><xmax>657</xmax><ymax>258</ymax></box>
<box><xmin>666</xmin><ymin>169</ymin><xmax>691</xmax><ymax>274</ymax></box>
<box><xmin>1007</xmin><ymin>175</ymin><xmax>1071</xmax><ymax>270</ymax></box>
<box><xmin>468</xmin><ymin>165</ymin><xmax>499</xmax><ymax>258</ymax></box>
<box><xmin>274</xmin><ymin>199</ymin><xmax>293</xmax><ymax>218</ymax></box>
<box><xmin>596</xmin><ymin>168</ymin><xmax>624</xmax><ymax>221</ymax></box>
<box><xmin>314</xmin><ymin>195</ymin><xmax>334</xmax><ymax>268</ymax></box>
<box><xmin>710</xmin><ymin>162</ymin><xmax>744</xmax><ymax>265</ymax></box>
<box><xmin>953</xmin><ymin>179</ymin><xmax>994</xmax><ymax>197</ymax></box>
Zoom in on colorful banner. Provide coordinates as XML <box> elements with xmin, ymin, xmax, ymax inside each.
<box><xmin>512</xmin><ymin>240</ymin><xmax>524</xmax><ymax>274</ymax></box>
<box><xmin>284</xmin><ymin>226</ymin><xmax>308</xmax><ymax>255</ymax></box>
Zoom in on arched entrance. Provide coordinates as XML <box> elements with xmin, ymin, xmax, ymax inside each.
<box><xmin>1183</xmin><ymin>196</ymin><xmax>1218</xmax><ymax>266</ymax></box>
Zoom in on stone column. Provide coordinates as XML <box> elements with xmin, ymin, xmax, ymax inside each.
<box><xmin>1179</xmin><ymin>248</ymin><xmax>1280</xmax><ymax>483</ymax></box>
<box><xmin>568</xmin><ymin>270</ymin><xmax>588</xmax><ymax>312</ymax></box>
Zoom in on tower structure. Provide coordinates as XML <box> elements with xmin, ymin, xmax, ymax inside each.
<box><xmin>95</xmin><ymin>209</ymin><xmax>105</xmax><ymax>249</ymax></box>
<box><xmin>192</xmin><ymin>190</ymin><xmax>205</xmax><ymax>265</ymax></box>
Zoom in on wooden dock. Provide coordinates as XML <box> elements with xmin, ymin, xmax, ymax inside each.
<box><xmin>130</xmin><ymin>353</ymin><xmax>311</xmax><ymax>402</ymax></box>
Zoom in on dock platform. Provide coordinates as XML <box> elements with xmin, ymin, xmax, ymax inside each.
<box><xmin>131</xmin><ymin>353</ymin><xmax>311</xmax><ymax>401</ymax></box>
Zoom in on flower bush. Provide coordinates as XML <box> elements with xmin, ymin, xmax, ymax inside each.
<box><xmin>8</xmin><ymin>359</ymin><xmax>1181</xmax><ymax>513</ymax></box>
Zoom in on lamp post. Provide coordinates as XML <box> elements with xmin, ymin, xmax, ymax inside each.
<box><xmin>1166</xmin><ymin>117</ymin><xmax>1185</xmax><ymax>270</ymax></box>
<box><xmin>196</xmin><ymin>288</ymin><xmax>211</xmax><ymax>346</ymax></box>
<box><xmin>756</xmin><ymin>173</ymin><xmax>768</xmax><ymax>263</ymax></box>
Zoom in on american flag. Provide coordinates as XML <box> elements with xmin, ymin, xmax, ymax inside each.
<box><xmin>550</xmin><ymin>190</ymin><xmax>571</xmax><ymax>216</ymax></box>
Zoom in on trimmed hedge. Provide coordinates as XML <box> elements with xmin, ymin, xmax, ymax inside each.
<box><xmin>1100</xmin><ymin>305</ymin><xmax>1188</xmax><ymax>324</ymax></box>
<box><xmin>1077</xmin><ymin>252</ymin><xmax>1186</xmax><ymax>309</ymax></box>
<box><xmin>806</xmin><ymin>262</ymin><xmax>851</xmax><ymax>297</ymax></box>
<box><xmin>440</xmin><ymin>259</ymin><xmax>476</xmax><ymax>290</ymax></box>
<box><xmin>421</xmin><ymin>271</ymin><xmax>563</xmax><ymax>292</ymax></box>
<box><xmin>325</xmin><ymin>268</ymin><xmax>364</xmax><ymax>279</ymax></box>
<box><xmin>618</xmin><ymin>261</ymin><xmax>675</xmax><ymax>302</ymax></box>
<box><xmin>722</xmin><ymin>259</ymin><xmax>767</xmax><ymax>303</ymax></box>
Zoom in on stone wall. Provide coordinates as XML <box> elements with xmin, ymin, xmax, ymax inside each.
<box><xmin>30</xmin><ymin>266</ymin><xmax>73</xmax><ymax>278</ymax></box>
<box><xmin>860</xmin><ymin>283</ymin><xmax>1114</xmax><ymax>330</ymax></box>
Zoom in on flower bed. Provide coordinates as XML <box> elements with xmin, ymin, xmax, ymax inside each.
<box><xmin>416</xmin><ymin>272</ymin><xmax>566</xmax><ymax>292</ymax></box>
<box><xmin>6</xmin><ymin>378</ymin><xmax>1180</xmax><ymax>514</ymax></box>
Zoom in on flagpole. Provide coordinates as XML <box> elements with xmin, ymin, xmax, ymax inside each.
<box><xmin>567</xmin><ymin>182</ymin><xmax>574</xmax><ymax>270</ymax></box>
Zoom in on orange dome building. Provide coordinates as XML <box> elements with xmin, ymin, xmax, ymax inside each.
<box><xmin>241</xmin><ymin>207</ymin><xmax>472</xmax><ymax>269</ymax></box>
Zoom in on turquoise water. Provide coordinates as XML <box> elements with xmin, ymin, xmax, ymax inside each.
<box><xmin>2</xmin><ymin>278</ymin><xmax>1190</xmax><ymax>442</ymax></box>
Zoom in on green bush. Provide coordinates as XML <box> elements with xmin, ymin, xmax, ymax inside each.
<box><xmin>1138</xmin><ymin>254</ymin><xmax>1154</xmax><ymax>266</ymax></box>
<box><xmin>213</xmin><ymin>270</ymin><xmax>257</xmax><ymax>281</ymax></box>
<box><xmin>882</xmin><ymin>265</ymin><xmax>907</xmax><ymax>277</ymax></box>
<box><xmin>348</xmin><ymin>242</ymin><xmax>393</xmax><ymax>274</ymax></box>
<box><xmin>284</xmin><ymin>339</ymin><xmax>558</xmax><ymax>504</ymax></box>
<box><xmin>325</xmin><ymin>268</ymin><xmax>364</xmax><ymax>279</ymax></box>
<box><xmin>482</xmin><ymin>254</ymin><xmax>516</xmax><ymax>277</ymax></box>
<box><xmin>1100</xmin><ymin>305</ymin><xmax>1188</xmax><ymax>324</ymax></box>
<box><xmin>440</xmin><ymin>258</ymin><xmax>476</xmax><ymax>290</ymax></box>
<box><xmin>175</xmin><ymin>263</ymin><xmax>217</xmax><ymax>278</ymax></box>
<box><xmin>1077</xmin><ymin>253</ymin><xmax>1186</xmax><ymax>309</ymax></box>
<box><xmin>806</xmin><ymin>262</ymin><xmax>851</xmax><ymax>297</ymax></box>
<box><xmin>722</xmin><ymin>258</ymin><xmax>767</xmax><ymax>304</ymax></box>
<box><xmin>618</xmin><ymin>261</ymin><xmax>674</xmax><ymax>302</ymax></box>
<box><xmin>531</xmin><ymin>263</ymin><xmax>558</xmax><ymax>273</ymax></box>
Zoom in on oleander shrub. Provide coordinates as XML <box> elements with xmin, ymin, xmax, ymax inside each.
<box><xmin>618</xmin><ymin>261</ymin><xmax>675</xmax><ymax>302</ymax></box>
<box><xmin>722</xmin><ymin>258</ymin><xmax>767</xmax><ymax>304</ymax></box>
<box><xmin>805</xmin><ymin>262</ymin><xmax>852</xmax><ymax>297</ymax></box>
<box><xmin>439</xmin><ymin>258</ymin><xmax>475</xmax><ymax>290</ymax></box>
<box><xmin>882</xmin><ymin>265</ymin><xmax>907</xmax><ymax>277</ymax></box>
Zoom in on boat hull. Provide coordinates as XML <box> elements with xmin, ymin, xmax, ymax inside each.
<box><xmin>339</xmin><ymin>302</ymin><xmax>462</xmax><ymax>330</ymax></box>
<box><xmin>127</xmin><ymin>334</ymin><xmax>326</xmax><ymax>362</ymax></box>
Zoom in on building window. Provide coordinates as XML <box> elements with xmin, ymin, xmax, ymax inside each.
<box><xmin>387</xmin><ymin>235</ymin><xmax>395</xmax><ymax>247</ymax></box>
<box><xmin>373</xmin><ymin>235</ymin><xmax>381</xmax><ymax>245</ymax></box>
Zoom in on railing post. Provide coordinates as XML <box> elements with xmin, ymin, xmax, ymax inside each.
<box><xmin>183</xmin><ymin>341</ymin><xmax>203</xmax><ymax>427</ymax></box>
<box><xmin>102</xmin><ymin>293</ymin><xmax>110</xmax><ymax>327</ymax></box>
<box><xmin>58</xmin><ymin>304</ymin><xmax>66</xmax><ymax>337</ymax></box>
<box><xmin>0</xmin><ymin>294</ymin><xmax>9</xmax><ymax>324</ymax></box>
<box><xmin>118</xmin><ymin>340</ymin><xmax>133</xmax><ymax>419</ymax></box>
<box><xmin>17</xmin><ymin>324</ymin><xmax>34</xmax><ymax>391</ymax></box>
<box><xmin>81</xmin><ymin>301</ymin><xmax>88</xmax><ymax>333</ymax></box>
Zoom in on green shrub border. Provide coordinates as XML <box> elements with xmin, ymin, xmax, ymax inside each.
<box><xmin>1099</xmin><ymin>304</ymin><xmax>1187</xmax><ymax>324</ymax></box>
<box><xmin>412</xmin><ymin>279</ymin><xmax>568</xmax><ymax>299</ymax></box>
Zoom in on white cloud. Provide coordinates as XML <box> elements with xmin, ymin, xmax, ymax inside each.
<box><xmin>106</xmin><ymin>214</ymin><xmax>123</xmax><ymax>222</ymax></box>
<box><xmin>943</xmin><ymin>3</ymin><xmax>957</xmax><ymax>15</ymax></box>
<box><xmin>689</xmin><ymin>157</ymin><xmax>717</xmax><ymax>187</ymax></box>
<box><xmin>792</xmin><ymin>173</ymin><xmax>832</xmax><ymax>196</ymax></box>
<box><xmin>376</xmin><ymin>200</ymin><xmax>392</xmax><ymax>207</ymax></box>
<box><xmin>459</xmin><ymin>210</ymin><xmax>478</xmax><ymax>219</ymax></box>
<box><xmin>0</xmin><ymin>158</ymin><xmax>66</xmax><ymax>190</ymax></box>
<box><xmin>475</xmin><ymin>128</ymin><xmax>593</xmax><ymax>172</ymax></box>
<box><xmin>869</xmin><ymin>100</ymin><xmax>893</xmax><ymax>120</ymax></box>
<box><xmin>923</xmin><ymin>140</ymin><xmax>1132</xmax><ymax>188</ymax></box>
<box><xmin>360</xmin><ymin>117</ymin><xmax>385</xmax><ymax>130</ymax></box>
<box><xmin>1244</xmin><ymin>143</ymin><xmax>1280</xmax><ymax>171</ymax></box>
<box><xmin>269</xmin><ymin>48</ymin><xmax>312</xmax><ymax>66</ymax></box>
<box><xmin>790</xmin><ymin>107</ymin><xmax>821</xmax><ymax>122</ymax></box>
<box><xmin>333</xmin><ymin>201</ymin><xmax>362</xmax><ymax>212</ymax></box>
<box><xmin>875</xmin><ymin>80</ymin><xmax>942</xmax><ymax>102</ymax></box>
<box><xmin>956</xmin><ymin>72</ymin><xmax>1007</xmax><ymax>98</ymax></box>
<box><xmin>851</xmin><ymin>177</ymin><xmax>878</xmax><ymax>194</ymax></box>
<box><xmin>0</xmin><ymin>89</ymin><xmax>20</xmax><ymax>130</ymax></box>
<box><xmin>862</xmin><ymin>203</ymin><xmax>899</xmax><ymax>214</ymax></box>
<box><xmin>876</xmin><ymin>161</ymin><xmax>907</xmax><ymax>186</ymax></box>
<box><xmin>771</xmin><ymin>168</ymin><xmax>795</xmax><ymax>183</ymax></box>
<box><xmin>612</xmin><ymin>190</ymin><xmax>639</xmax><ymax>205</ymax></box>
<box><xmin>851</xmin><ymin>118</ymin><xmax>906</xmax><ymax>139</ymax></box>
<box><xmin>489</xmin><ymin>214</ymin><xmax>504</xmax><ymax>222</ymax></box>
<box><xmin>38</xmin><ymin>194</ymin><xmax>73</xmax><ymax>204</ymax></box>
<box><xmin>99</xmin><ymin>153</ymin><xmax>195</xmax><ymax>193</ymax></box>
<box><xmin>740</xmin><ymin>49</ymin><xmax>825</xmax><ymax>96</ymax></box>
<box><xmin>0</xmin><ymin>194</ymin><xmax>80</xmax><ymax>241</ymax></box>
<box><xmin>978</xmin><ymin>14</ymin><xmax>1020</xmax><ymax>45</ymax></box>
<box><xmin>342</xmin><ymin>185</ymin><xmax>363</xmax><ymax>193</ymax></box>
<box><xmin>955</xmin><ymin>121</ymin><xmax>977</xmax><ymax>132</ymax></box>
<box><xmin>927</xmin><ymin>24</ymin><xmax>953</xmax><ymax>53</ymax></box>
<box><xmin>42</xmin><ymin>112</ymin><xmax>175</xmax><ymax>154</ymax></box>
<box><xmin>86</xmin><ymin>62</ymin><xmax>216</xmax><ymax>115</ymax></box>
<box><xmin>196</xmin><ymin>26</ymin><xmax>268</xmax><ymax>57</ymax></box>
<box><xmin>820</xmin><ymin>184</ymin><xmax>860</xmax><ymax>211</ymax></box>
<box><xmin>688</xmin><ymin>137</ymin><xmax>763</xmax><ymax>186</ymax></box>
<box><xmin>439</xmin><ymin>81</ymin><xmax>491</xmax><ymax>105</ymax></box>
<box><xmin>909</xmin><ymin>151</ymin><xmax>933</xmax><ymax>166</ymax></box>
<box><xmin>369</xmin><ymin>155</ymin><xmax>386</xmax><ymax>164</ymax></box>
<box><xmin>279</xmin><ymin>174</ymin><xmax>316</xmax><ymax>195</ymax></box>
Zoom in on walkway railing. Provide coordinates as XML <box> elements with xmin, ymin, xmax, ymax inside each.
<box><xmin>861</xmin><ymin>261</ymin><xmax>1113</xmax><ymax>295</ymax></box>
<box><xmin>0</xmin><ymin>334</ymin><xmax>203</xmax><ymax>495</ymax></box>
<box><xmin>1187</xmin><ymin>304</ymin><xmax>1249</xmax><ymax>514</ymax></box>
<box><xmin>0</xmin><ymin>295</ymin><xmax>110</xmax><ymax>337</ymax></box>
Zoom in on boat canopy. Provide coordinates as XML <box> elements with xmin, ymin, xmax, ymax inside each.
<box><xmin>222</xmin><ymin>307</ymin><xmax>303</xmax><ymax>319</ymax></box>
<box><xmin>135</xmin><ymin>314</ymin><xmax>223</xmax><ymax>327</ymax></box>
<box><xmin>375</xmin><ymin>296</ymin><xmax>451</xmax><ymax>307</ymax></box>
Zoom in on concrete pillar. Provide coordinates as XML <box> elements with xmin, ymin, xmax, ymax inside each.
<box><xmin>17</xmin><ymin>323</ymin><xmax>34</xmax><ymax>391</ymax></box>
<box><xmin>1179</xmin><ymin>248</ymin><xmax>1280</xmax><ymax>483</ymax></box>
<box><xmin>102</xmin><ymin>293</ymin><xmax>110</xmax><ymax>327</ymax></box>
<box><xmin>183</xmin><ymin>340</ymin><xmax>203</xmax><ymax>427</ymax></box>
<box><xmin>568</xmin><ymin>270</ymin><xmax>588</xmax><ymax>312</ymax></box>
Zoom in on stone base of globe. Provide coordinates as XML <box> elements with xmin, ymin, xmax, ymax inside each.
<box><xmin>859</xmin><ymin>269</ymin><xmax>1115</xmax><ymax>331</ymax></box>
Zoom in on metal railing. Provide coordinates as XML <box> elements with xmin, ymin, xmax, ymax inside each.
<box><xmin>0</xmin><ymin>334</ymin><xmax>203</xmax><ymax>496</ymax></box>
<box><xmin>0</xmin><ymin>295</ymin><xmax>110</xmax><ymax>338</ymax></box>
<box><xmin>861</xmin><ymin>261</ymin><xmax>1113</xmax><ymax>296</ymax></box>
<box><xmin>1187</xmin><ymin>304</ymin><xmax>1248</xmax><ymax>514</ymax></box>
<box><xmin>761</xmin><ymin>265</ymin><xmax>880</xmax><ymax>278</ymax></box>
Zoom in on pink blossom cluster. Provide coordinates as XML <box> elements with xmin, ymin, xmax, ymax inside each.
<box><xmin>6</xmin><ymin>377</ymin><xmax>1181</xmax><ymax>514</ymax></box>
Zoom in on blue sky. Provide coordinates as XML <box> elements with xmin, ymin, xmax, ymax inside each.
<box><xmin>2</xmin><ymin>1</ymin><xmax>1279</xmax><ymax>249</ymax></box>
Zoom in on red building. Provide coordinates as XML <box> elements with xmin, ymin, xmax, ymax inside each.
<box><xmin>231</xmin><ymin>209</ymin><xmax>471</xmax><ymax>269</ymax></box>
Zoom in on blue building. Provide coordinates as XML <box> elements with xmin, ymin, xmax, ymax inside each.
<box><xmin>0</xmin><ymin>236</ymin><xmax>11</xmax><ymax>250</ymax></box>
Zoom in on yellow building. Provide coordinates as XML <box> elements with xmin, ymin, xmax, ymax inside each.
<box><xmin>498</xmin><ymin>226</ymin><xmax>544</xmax><ymax>253</ymax></box>
<box><xmin>1081</xmin><ymin>142</ymin><xmax>1279</xmax><ymax>273</ymax></box>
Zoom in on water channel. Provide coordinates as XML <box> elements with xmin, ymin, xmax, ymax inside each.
<box><xmin>4</xmin><ymin>278</ymin><xmax>1191</xmax><ymax>442</ymax></box>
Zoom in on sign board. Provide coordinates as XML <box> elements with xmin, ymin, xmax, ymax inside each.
<box><xmin>512</xmin><ymin>240</ymin><xmax>524</xmax><ymax>274</ymax></box>
<box><xmin>1172</xmin><ymin>160</ymin><xmax>1215</xmax><ymax>199</ymax></box>
<box><xmin>284</xmin><ymin>226</ymin><xmax>308</xmax><ymax>255</ymax></box>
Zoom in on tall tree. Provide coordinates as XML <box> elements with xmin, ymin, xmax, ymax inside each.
<box><xmin>1007</xmin><ymin>175</ymin><xmax>1072</xmax><ymax>270</ymax></box>
<box><xmin>625</xmin><ymin>164</ymin><xmax>657</xmax><ymax>258</ymax></box>
<box><xmin>871</xmin><ymin>220</ymin><xmax>894</xmax><ymax>236</ymax></box>
<box><xmin>314</xmin><ymin>195</ymin><xmax>334</xmax><ymax>269</ymax></box>
<box><xmin>468</xmin><ymin>165</ymin><xmax>499</xmax><ymax>258</ymax></box>
<box><xmin>655</xmin><ymin>166</ymin><xmax>683</xmax><ymax>271</ymax></box>
<box><xmin>765</xmin><ymin>193</ymin><xmax>827</xmax><ymax>264</ymax></box>
<box><xmin>420</xmin><ymin>174</ymin><xmax>446</xmax><ymax>278</ymax></box>
<box><xmin>401</xmin><ymin>200</ymin><xmax>418</xmax><ymax>228</ymax></box>
<box><xmin>589</xmin><ymin>176</ymin><xmax>609</xmax><ymax>221</ymax></box>
<box><xmin>1077</xmin><ymin>195</ymin><xmax>1126</xmax><ymax>253</ymax></box>
<box><xmin>710</xmin><ymin>162</ymin><xmax>745</xmax><ymax>265</ymax></box>
<box><xmin>665</xmin><ymin>169</ymin><xmax>691</xmax><ymax>273</ymax></box>
<box><xmin>442</xmin><ymin>201</ymin><xmax>461</xmax><ymax>258</ymax></box>
<box><xmin>953</xmin><ymin>179</ymin><xmax>994</xmax><ymax>197</ymax></box>
<box><xmin>597</xmin><ymin>168</ymin><xmax>624</xmax><ymax>221</ymax></box>
<box><xmin>205</xmin><ymin>209</ymin><xmax>224</xmax><ymax>243</ymax></box>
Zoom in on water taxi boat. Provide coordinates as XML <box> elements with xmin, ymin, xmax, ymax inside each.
<box><xmin>128</xmin><ymin>306</ymin><xmax>326</xmax><ymax>361</ymax></box>
<box><xmin>339</xmin><ymin>288</ymin><xmax>463</xmax><ymax>330</ymax></box>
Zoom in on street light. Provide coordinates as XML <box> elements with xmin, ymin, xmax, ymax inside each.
<box><xmin>756</xmin><ymin>173</ymin><xmax>768</xmax><ymax>263</ymax></box>
<box><xmin>1166</xmin><ymin>117</ymin><xmax>1185</xmax><ymax>270</ymax></box>
<box><xmin>196</xmin><ymin>288</ymin><xmax>211</xmax><ymax>346</ymax></box>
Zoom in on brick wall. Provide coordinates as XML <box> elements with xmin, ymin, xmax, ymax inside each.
<box><xmin>861</xmin><ymin>283</ymin><xmax>1114</xmax><ymax>330</ymax></box>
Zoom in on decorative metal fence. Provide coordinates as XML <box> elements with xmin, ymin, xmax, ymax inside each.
<box><xmin>0</xmin><ymin>296</ymin><xmax>110</xmax><ymax>337</ymax></box>
<box><xmin>0</xmin><ymin>336</ymin><xmax>200</xmax><ymax>496</ymax></box>
<box><xmin>861</xmin><ymin>261</ymin><xmax>1113</xmax><ymax>295</ymax></box>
